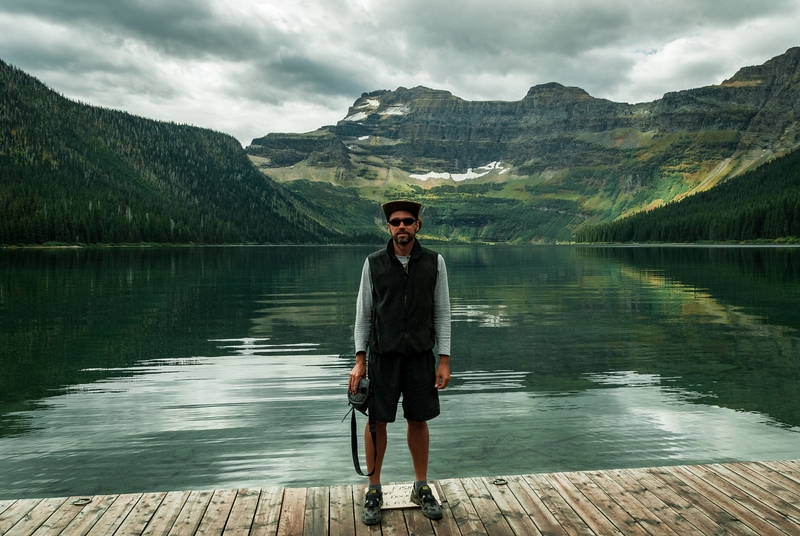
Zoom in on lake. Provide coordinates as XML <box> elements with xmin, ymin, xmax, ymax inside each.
<box><xmin>1</xmin><ymin>244</ymin><xmax>799</xmax><ymax>500</ymax></box>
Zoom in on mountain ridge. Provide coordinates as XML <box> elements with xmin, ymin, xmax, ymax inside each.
<box><xmin>245</xmin><ymin>47</ymin><xmax>800</xmax><ymax>242</ymax></box>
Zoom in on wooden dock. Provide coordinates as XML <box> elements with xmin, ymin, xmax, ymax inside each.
<box><xmin>2</xmin><ymin>460</ymin><xmax>800</xmax><ymax>535</ymax></box>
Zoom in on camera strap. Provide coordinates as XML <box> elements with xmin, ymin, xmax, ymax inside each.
<box><xmin>350</xmin><ymin>408</ymin><xmax>377</xmax><ymax>477</ymax></box>
<box><xmin>346</xmin><ymin>365</ymin><xmax>377</xmax><ymax>476</ymax></box>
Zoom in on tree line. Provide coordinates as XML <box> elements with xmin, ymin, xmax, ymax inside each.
<box><xmin>574</xmin><ymin>147</ymin><xmax>800</xmax><ymax>243</ymax></box>
<box><xmin>0</xmin><ymin>59</ymin><xmax>335</xmax><ymax>246</ymax></box>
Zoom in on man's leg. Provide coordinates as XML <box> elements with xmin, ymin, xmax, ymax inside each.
<box><xmin>362</xmin><ymin>421</ymin><xmax>387</xmax><ymax>525</ymax></box>
<box><xmin>407</xmin><ymin>419</ymin><xmax>442</xmax><ymax>520</ymax></box>
<box><xmin>365</xmin><ymin>421</ymin><xmax>387</xmax><ymax>484</ymax></box>
<box><xmin>406</xmin><ymin>420</ymin><xmax>429</xmax><ymax>481</ymax></box>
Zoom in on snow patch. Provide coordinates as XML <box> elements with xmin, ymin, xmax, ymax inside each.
<box><xmin>409</xmin><ymin>171</ymin><xmax>452</xmax><ymax>180</ymax></box>
<box><xmin>409</xmin><ymin>161</ymin><xmax>508</xmax><ymax>182</ymax></box>
<box><xmin>343</xmin><ymin>111</ymin><xmax>368</xmax><ymax>122</ymax></box>
<box><xmin>381</xmin><ymin>104</ymin><xmax>410</xmax><ymax>116</ymax></box>
<box><xmin>360</xmin><ymin>99</ymin><xmax>381</xmax><ymax>108</ymax></box>
<box><xmin>451</xmin><ymin>169</ymin><xmax>489</xmax><ymax>181</ymax></box>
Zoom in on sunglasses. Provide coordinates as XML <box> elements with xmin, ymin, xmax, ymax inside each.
<box><xmin>388</xmin><ymin>217</ymin><xmax>417</xmax><ymax>227</ymax></box>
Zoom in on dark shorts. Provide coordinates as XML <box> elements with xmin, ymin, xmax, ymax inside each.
<box><xmin>369</xmin><ymin>350</ymin><xmax>440</xmax><ymax>423</ymax></box>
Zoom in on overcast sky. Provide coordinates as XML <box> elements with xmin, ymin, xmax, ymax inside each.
<box><xmin>2</xmin><ymin>0</ymin><xmax>799</xmax><ymax>146</ymax></box>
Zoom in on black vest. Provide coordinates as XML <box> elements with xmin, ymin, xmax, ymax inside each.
<box><xmin>368</xmin><ymin>239</ymin><xmax>439</xmax><ymax>356</ymax></box>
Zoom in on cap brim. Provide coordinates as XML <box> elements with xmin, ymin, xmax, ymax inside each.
<box><xmin>382</xmin><ymin>200</ymin><xmax>421</xmax><ymax>220</ymax></box>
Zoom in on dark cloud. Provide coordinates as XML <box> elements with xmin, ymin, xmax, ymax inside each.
<box><xmin>1</xmin><ymin>0</ymin><xmax>799</xmax><ymax>143</ymax></box>
<box><xmin>263</xmin><ymin>54</ymin><xmax>365</xmax><ymax>97</ymax></box>
<box><xmin>367</xmin><ymin>0</ymin><xmax>797</xmax><ymax>91</ymax></box>
<box><xmin>1</xmin><ymin>0</ymin><xmax>267</xmax><ymax>60</ymax></box>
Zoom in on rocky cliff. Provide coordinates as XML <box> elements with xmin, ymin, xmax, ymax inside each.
<box><xmin>246</xmin><ymin>47</ymin><xmax>800</xmax><ymax>242</ymax></box>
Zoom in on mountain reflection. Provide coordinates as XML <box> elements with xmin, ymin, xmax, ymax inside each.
<box><xmin>1</xmin><ymin>245</ymin><xmax>799</xmax><ymax>498</ymax></box>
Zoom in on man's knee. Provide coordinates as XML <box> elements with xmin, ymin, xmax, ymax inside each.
<box><xmin>367</xmin><ymin>422</ymin><xmax>388</xmax><ymax>433</ymax></box>
<box><xmin>406</xmin><ymin>420</ymin><xmax>428</xmax><ymax>431</ymax></box>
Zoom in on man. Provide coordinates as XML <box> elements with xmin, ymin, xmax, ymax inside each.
<box><xmin>349</xmin><ymin>199</ymin><xmax>451</xmax><ymax>526</ymax></box>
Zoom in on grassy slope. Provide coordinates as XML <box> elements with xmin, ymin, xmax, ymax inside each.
<box><xmin>252</xmin><ymin>125</ymin><xmax>774</xmax><ymax>243</ymax></box>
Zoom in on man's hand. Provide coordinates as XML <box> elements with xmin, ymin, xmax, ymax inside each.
<box><xmin>349</xmin><ymin>352</ymin><xmax>367</xmax><ymax>393</ymax></box>
<box><xmin>435</xmin><ymin>355</ymin><xmax>450</xmax><ymax>389</ymax></box>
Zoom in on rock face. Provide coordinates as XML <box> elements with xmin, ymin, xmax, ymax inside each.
<box><xmin>249</xmin><ymin>47</ymin><xmax>800</xmax><ymax>175</ymax></box>
<box><xmin>245</xmin><ymin>48</ymin><xmax>800</xmax><ymax>242</ymax></box>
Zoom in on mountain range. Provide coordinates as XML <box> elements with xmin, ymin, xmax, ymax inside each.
<box><xmin>2</xmin><ymin>48</ymin><xmax>800</xmax><ymax>246</ymax></box>
<box><xmin>247</xmin><ymin>47</ymin><xmax>800</xmax><ymax>242</ymax></box>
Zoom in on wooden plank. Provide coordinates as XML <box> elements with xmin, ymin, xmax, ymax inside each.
<box><xmin>350</xmin><ymin>484</ymin><xmax>381</xmax><ymax>536</ymax></box>
<box><xmin>167</xmin><ymin>490</ymin><xmax>214</xmax><ymax>536</ymax></box>
<box><xmin>662</xmin><ymin>465</ymin><xmax>781</xmax><ymax>535</ymax></box>
<box><xmin>783</xmin><ymin>460</ymin><xmax>800</xmax><ymax>472</ymax></box>
<box><xmin>718</xmin><ymin>463</ymin><xmax>800</xmax><ymax>518</ymax></box>
<box><xmin>303</xmin><ymin>486</ymin><xmax>329</xmax><ymax>536</ymax></box>
<box><xmin>276</xmin><ymin>487</ymin><xmax>306</xmax><ymax>536</ymax></box>
<box><xmin>0</xmin><ymin>499</ymin><xmax>43</xmax><ymax>534</ymax></box>
<box><xmin>585</xmin><ymin>471</ymin><xmax>683</xmax><ymax>536</ymax></box>
<box><xmin>329</xmin><ymin>485</ymin><xmax>356</xmax><ymax>536</ymax></box>
<box><xmin>54</xmin><ymin>495</ymin><xmax>119</xmax><ymax>536</ymax></box>
<box><xmin>115</xmin><ymin>492</ymin><xmax>167</xmax><ymax>536</ymax></box>
<box><xmin>605</xmin><ymin>469</ymin><xmax>708</xmax><ymax>535</ymax></box>
<box><xmin>379</xmin><ymin>507</ymin><xmax>409</xmax><ymax>536</ymax></box>
<box><xmin>0</xmin><ymin>500</ymin><xmax>17</xmax><ymax>516</ymax></box>
<box><xmin>404</xmin><ymin>506</ymin><xmax>436</xmax><ymax>536</ymax></box>
<box><xmin>546</xmin><ymin>472</ymin><xmax>623</xmax><ymax>535</ymax></box>
<box><xmin>565</xmin><ymin>471</ymin><xmax>650</xmax><ymax>536</ymax></box>
<box><xmin>626</xmin><ymin>467</ymin><xmax>739</xmax><ymax>536</ymax></box>
<box><xmin>430</xmin><ymin>480</ymin><xmax>463</xmax><ymax>536</ymax></box>
<box><xmin>4</xmin><ymin>497</ymin><xmax>67</xmax><ymax>536</ymax></box>
<box><xmin>761</xmin><ymin>460</ymin><xmax>800</xmax><ymax>487</ymax></box>
<box><xmin>251</xmin><ymin>487</ymin><xmax>285</xmax><ymax>536</ymax></box>
<box><xmin>142</xmin><ymin>491</ymin><xmax>191</xmax><ymax>536</ymax></box>
<box><xmin>224</xmin><ymin>488</ymin><xmax>262</xmax><ymax>536</ymax></box>
<box><xmin>459</xmin><ymin>478</ymin><xmax>515</xmax><ymax>536</ymax></box>
<box><xmin>523</xmin><ymin>473</ymin><xmax>593</xmax><ymax>536</ymax></box>
<box><xmin>503</xmin><ymin>474</ymin><xmax>567</xmax><ymax>536</ymax></box>
<box><xmin>684</xmin><ymin>464</ymin><xmax>800</xmax><ymax>533</ymax></box>
<box><xmin>438</xmin><ymin>478</ymin><xmax>487</xmax><ymax>536</ymax></box>
<box><xmin>564</xmin><ymin>473</ymin><xmax>658</xmax><ymax>536</ymax></box>
<box><xmin>195</xmin><ymin>488</ymin><xmax>237</xmax><ymax>536</ymax></box>
<box><xmin>29</xmin><ymin>496</ymin><xmax>94</xmax><ymax>536</ymax></box>
<box><xmin>648</xmin><ymin>466</ymin><xmax>758</xmax><ymax>536</ymax></box>
<box><xmin>478</xmin><ymin>477</ymin><xmax>542</xmax><ymax>536</ymax></box>
<box><xmin>743</xmin><ymin>462</ymin><xmax>800</xmax><ymax>503</ymax></box>
<box><xmin>85</xmin><ymin>493</ymin><xmax>142</xmax><ymax>536</ymax></box>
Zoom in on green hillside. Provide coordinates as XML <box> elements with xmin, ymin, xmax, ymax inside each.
<box><xmin>574</xmin><ymin>148</ymin><xmax>800</xmax><ymax>243</ymax></box>
<box><xmin>0</xmin><ymin>59</ymin><xmax>374</xmax><ymax>246</ymax></box>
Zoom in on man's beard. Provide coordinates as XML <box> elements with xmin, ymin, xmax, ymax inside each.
<box><xmin>393</xmin><ymin>232</ymin><xmax>412</xmax><ymax>245</ymax></box>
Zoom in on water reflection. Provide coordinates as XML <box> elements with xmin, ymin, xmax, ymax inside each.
<box><xmin>1</xmin><ymin>245</ymin><xmax>799</xmax><ymax>499</ymax></box>
<box><xmin>1</xmin><ymin>337</ymin><xmax>350</xmax><ymax>498</ymax></box>
<box><xmin>451</xmin><ymin>304</ymin><xmax>510</xmax><ymax>327</ymax></box>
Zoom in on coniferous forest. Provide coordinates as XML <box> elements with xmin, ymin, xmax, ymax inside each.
<box><xmin>574</xmin><ymin>147</ymin><xmax>800</xmax><ymax>243</ymax></box>
<box><xmin>4</xmin><ymin>55</ymin><xmax>800</xmax><ymax>246</ymax></box>
<box><xmin>0</xmin><ymin>59</ymin><xmax>350</xmax><ymax>246</ymax></box>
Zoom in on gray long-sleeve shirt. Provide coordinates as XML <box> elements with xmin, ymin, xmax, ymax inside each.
<box><xmin>354</xmin><ymin>253</ymin><xmax>451</xmax><ymax>356</ymax></box>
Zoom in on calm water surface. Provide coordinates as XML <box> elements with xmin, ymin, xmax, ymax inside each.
<box><xmin>1</xmin><ymin>245</ymin><xmax>799</xmax><ymax>499</ymax></box>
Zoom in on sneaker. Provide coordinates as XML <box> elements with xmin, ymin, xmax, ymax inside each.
<box><xmin>361</xmin><ymin>489</ymin><xmax>383</xmax><ymax>525</ymax></box>
<box><xmin>410</xmin><ymin>484</ymin><xmax>443</xmax><ymax>520</ymax></box>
